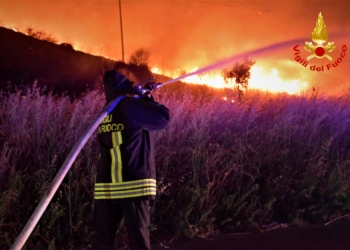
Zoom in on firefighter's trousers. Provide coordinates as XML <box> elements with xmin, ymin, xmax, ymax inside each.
<box><xmin>91</xmin><ymin>199</ymin><xmax>151</xmax><ymax>250</ymax></box>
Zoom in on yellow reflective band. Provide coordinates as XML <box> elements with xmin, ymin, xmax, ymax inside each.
<box><xmin>117</xmin><ymin>132</ymin><xmax>123</xmax><ymax>182</ymax></box>
<box><xmin>112</xmin><ymin>131</ymin><xmax>122</xmax><ymax>147</ymax></box>
<box><xmin>110</xmin><ymin>131</ymin><xmax>123</xmax><ymax>183</ymax></box>
<box><xmin>94</xmin><ymin>187</ymin><xmax>156</xmax><ymax>199</ymax></box>
<box><xmin>95</xmin><ymin>179</ymin><xmax>156</xmax><ymax>191</ymax></box>
<box><xmin>110</xmin><ymin>148</ymin><xmax>117</xmax><ymax>183</ymax></box>
<box><xmin>112</xmin><ymin>131</ymin><xmax>117</xmax><ymax>147</ymax></box>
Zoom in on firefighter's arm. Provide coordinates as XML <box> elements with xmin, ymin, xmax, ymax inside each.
<box><xmin>122</xmin><ymin>96</ymin><xmax>170</xmax><ymax>130</ymax></box>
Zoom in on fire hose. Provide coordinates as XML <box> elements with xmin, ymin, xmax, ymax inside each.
<box><xmin>10</xmin><ymin>96</ymin><xmax>126</xmax><ymax>250</ymax></box>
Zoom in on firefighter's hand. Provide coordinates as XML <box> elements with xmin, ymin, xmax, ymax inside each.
<box><xmin>141</xmin><ymin>91</ymin><xmax>155</xmax><ymax>102</ymax></box>
<box><xmin>144</xmin><ymin>82</ymin><xmax>162</xmax><ymax>91</ymax></box>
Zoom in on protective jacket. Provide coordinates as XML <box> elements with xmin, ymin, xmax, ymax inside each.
<box><xmin>94</xmin><ymin>92</ymin><xmax>169</xmax><ymax>201</ymax></box>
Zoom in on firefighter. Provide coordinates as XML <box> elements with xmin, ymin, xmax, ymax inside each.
<box><xmin>91</xmin><ymin>70</ymin><xmax>170</xmax><ymax>250</ymax></box>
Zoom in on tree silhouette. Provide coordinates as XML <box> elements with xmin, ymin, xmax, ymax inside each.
<box><xmin>128</xmin><ymin>48</ymin><xmax>150</xmax><ymax>67</ymax></box>
<box><xmin>24</xmin><ymin>26</ymin><xmax>58</xmax><ymax>44</ymax></box>
<box><xmin>222</xmin><ymin>59</ymin><xmax>255</xmax><ymax>101</ymax></box>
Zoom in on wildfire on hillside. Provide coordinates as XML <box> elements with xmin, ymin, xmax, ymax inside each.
<box><xmin>151</xmin><ymin>66</ymin><xmax>308</xmax><ymax>95</ymax></box>
<box><xmin>3</xmin><ymin>22</ymin><xmax>309</xmax><ymax>95</ymax></box>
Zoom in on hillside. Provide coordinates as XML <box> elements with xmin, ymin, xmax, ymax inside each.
<box><xmin>0</xmin><ymin>26</ymin><xmax>223</xmax><ymax>100</ymax></box>
<box><xmin>0</xmin><ymin>26</ymin><xmax>154</xmax><ymax>95</ymax></box>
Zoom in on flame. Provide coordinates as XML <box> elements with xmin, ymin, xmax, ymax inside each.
<box><xmin>312</xmin><ymin>12</ymin><xmax>329</xmax><ymax>45</ymax></box>
<box><xmin>250</xmin><ymin>67</ymin><xmax>308</xmax><ymax>94</ymax></box>
<box><xmin>151</xmin><ymin>67</ymin><xmax>160</xmax><ymax>74</ymax></box>
<box><xmin>151</xmin><ymin>66</ymin><xmax>308</xmax><ymax>95</ymax></box>
<box><xmin>3</xmin><ymin>23</ymin><xmax>19</xmax><ymax>32</ymax></box>
<box><xmin>223</xmin><ymin>97</ymin><xmax>235</xmax><ymax>102</ymax></box>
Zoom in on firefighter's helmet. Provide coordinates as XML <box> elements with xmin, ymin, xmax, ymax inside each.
<box><xmin>103</xmin><ymin>70</ymin><xmax>133</xmax><ymax>101</ymax></box>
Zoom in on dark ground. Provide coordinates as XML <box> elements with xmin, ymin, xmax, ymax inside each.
<box><xmin>151</xmin><ymin>218</ymin><xmax>350</xmax><ymax>250</ymax></box>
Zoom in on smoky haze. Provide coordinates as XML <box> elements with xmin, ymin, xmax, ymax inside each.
<box><xmin>1</xmin><ymin>0</ymin><xmax>349</xmax><ymax>95</ymax></box>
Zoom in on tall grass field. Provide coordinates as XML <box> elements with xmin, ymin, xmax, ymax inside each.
<box><xmin>1</xmin><ymin>86</ymin><xmax>350</xmax><ymax>249</ymax></box>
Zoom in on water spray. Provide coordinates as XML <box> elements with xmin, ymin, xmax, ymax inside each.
<box><xmin>11</xmin><ymin>32</ymin><xmax>350</xmax><ymax>249</ymax></box>
<box><xmin>155</xmin><ymin>32</ymin><xmax>350</xmax><ymax>88</ymax></box>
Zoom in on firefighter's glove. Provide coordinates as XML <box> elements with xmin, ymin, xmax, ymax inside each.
<box><xmin>144</xmin><ymin>82</ymin><xmax>162</xmax><ymax>91</ymax></box>
<box><xmin>142</xmin><ymin>92</ymin><xmax>155</xmax><ymax>101</ymax></box>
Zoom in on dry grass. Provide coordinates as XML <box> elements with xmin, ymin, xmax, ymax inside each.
<box><xmin>1</xmin><ymin>85</ymin><xmax>350</xmax><ymax>249</ymax></box>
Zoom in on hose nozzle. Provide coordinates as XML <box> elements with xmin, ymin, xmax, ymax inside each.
<box><xmin>135</xmin><ymin>76</ymin><xmax>163</xmax><ymax>95</ymax></box>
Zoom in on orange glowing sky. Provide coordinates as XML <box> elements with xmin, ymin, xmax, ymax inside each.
<box><xmin>1</xmin><ymin>0</ymin><xmax>349</xmax><ymax>95</ymax></box>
